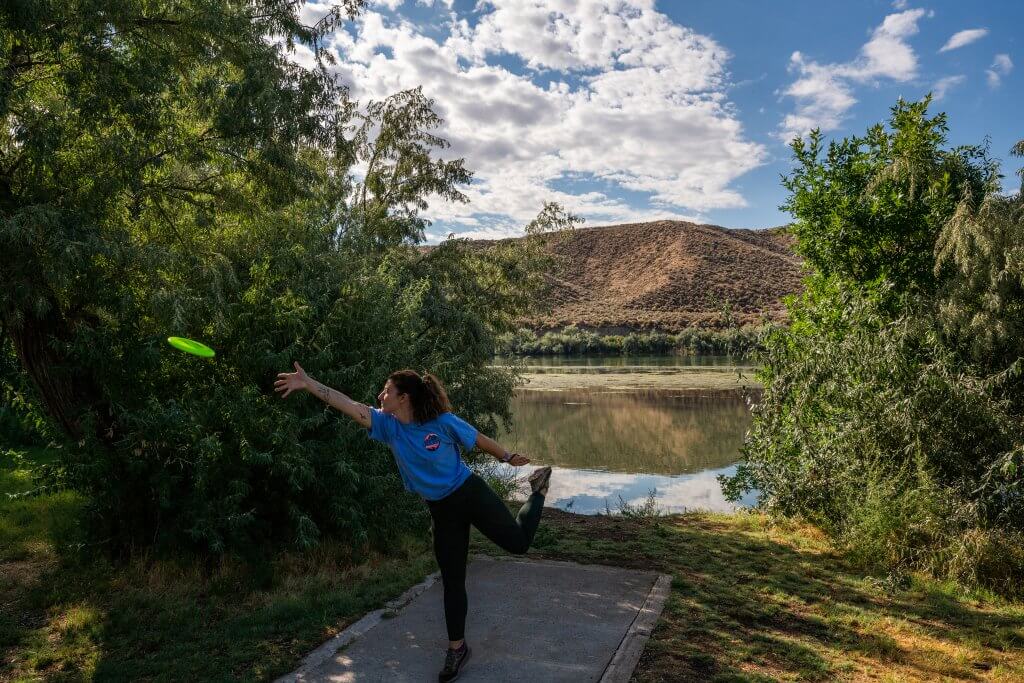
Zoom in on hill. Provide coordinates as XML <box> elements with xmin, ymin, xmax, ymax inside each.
<box><xmin>465</xmin><ymin>220</ymin><xmax>803</xmax><ymax>332</ymax></box>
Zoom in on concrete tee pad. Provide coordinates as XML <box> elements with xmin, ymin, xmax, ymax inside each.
<box><xmin>277</xmin><ymin>555</ymin><xmax>671</xmax><ymax>683</ymax></box>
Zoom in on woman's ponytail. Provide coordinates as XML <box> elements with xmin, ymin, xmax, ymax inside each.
<box><xmin>389</xmin><ymin>369</ymin><xmax>452</xmax><ymax>423</ymax></box>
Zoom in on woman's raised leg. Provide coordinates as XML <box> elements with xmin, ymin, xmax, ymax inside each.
<box><xmin>465</xmin><ymin>473</ymin><xmax>545</xmax><ymax>555</ymax></box>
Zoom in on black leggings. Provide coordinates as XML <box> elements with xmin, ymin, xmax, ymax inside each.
<box><xmin>426</xmin><ymin>473</ymin><xmax>545</xmax><ymax>641</ymax></box>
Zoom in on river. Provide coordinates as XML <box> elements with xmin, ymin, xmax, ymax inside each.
<box><xmin>489</xmin><ymin>355</ymin><xmax>760</xmax><ymax>514</ymax></box>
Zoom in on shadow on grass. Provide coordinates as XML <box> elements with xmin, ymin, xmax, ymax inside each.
<box><xmin>2</xmin><ymin>527</ymin><xmax>439</xmax><ymax>682</ymax></box>
<box><xmin>469</xmin><ymin>507</ymin><xmax>1024</xmax><ymax>683</ymax></box>
<box><xmin>5</xmin><ymin>448</ymin><xmax>1023</xmax><ymax>682</ymax></box>
<box><xmin>2</xmin><ymin>453</ymin><xmax>440</xmax><ymax>682</ymax></box>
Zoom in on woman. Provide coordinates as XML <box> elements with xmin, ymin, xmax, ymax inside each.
<box><xmin>275</xmin><ymin>362</ymin><xmax>552</xmax><ymax>682</ymax></box>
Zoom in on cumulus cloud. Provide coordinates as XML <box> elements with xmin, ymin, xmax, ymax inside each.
<box><xmin>297</xmin><ymin>0</ymin><xmax>765</xmax><ymax>237</ymax></box>
<box><xmin>986</xmin><ymin>53</ymin><xmax>1013</xmax><ymax>88</ymax></box>
<box><xmin>939</xmin><ymin>28</ymin><xmax>988</xmax><ymax>52</ymax></box>
<box><xmin>778</xmin><ymin>9</ymin><xmax>928</xmax><ymax>141</ymax></box>
<box><xmin>931</xmin><ymin>74</ymin><xmax>965</xmax><ymax>101</ymax></box>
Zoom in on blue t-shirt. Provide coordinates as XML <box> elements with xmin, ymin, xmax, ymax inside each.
<box><xmin>366</xmin><ymin>409</ymin><xmax>477</xmax><ymax>501</ymax></box>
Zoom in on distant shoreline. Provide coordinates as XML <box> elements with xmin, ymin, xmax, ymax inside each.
<box><xmin>514</xmin><ymin>368</ymin><xmax>762</xmax><ymax>392</ymax></box>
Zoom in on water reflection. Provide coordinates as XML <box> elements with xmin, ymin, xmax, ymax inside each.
<box><xmin>493</xmin><ymin>387</ymin><xmax>758</xmax><ymax>515</ymax></box>
<box><xmin>496</xmin><ymin>389</ymin><xmax>752</xmax><ymax>475</ymax></box>
<box><xmin>496</xmin><ymin>463</ymin><xmax>759</xmax><ymax>515</ymax></box>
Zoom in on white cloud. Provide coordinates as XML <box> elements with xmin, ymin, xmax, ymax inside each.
<box><xmin>939</xmin><ymin>28</ymin><xmax>988</xmax><ymax>53</ymax></box>
<box><xmin>300</xmin><ymin>1</ymin><xmax>765</xmax><ymax>237</ymax></box>
<box><xmin>932</xmin><ymin>74</ymin><xmax>965</xmax><ymax>101</ymax></box>
<box><xmin>891</xmin><ymin>0</ymin><xmax>909</xmax><ymax>8</ymax></box>
<box><xmin>778</xmin><ymin>9</ymin><xmax>928</xmax><ymax>141</ymax></box>
<box><xmin>986</xmin><ymin>53</ymin><xmax>1013</xmax><ymax>88</ymax></box>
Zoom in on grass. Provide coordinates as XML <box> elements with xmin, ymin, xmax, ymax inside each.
<box><xmin>4</xmin><ymin>447</ymin><xmax>1023</xmax><ymax>681</ymax></box>
<box><xmin>1</xmin><ymin>447</ymin><xmax>438</xmax><ymax>681</ymax></box>
<box><xmin>471</xmin><ymin>506</ymin><xmax>1024</xmax><ymax>682</ymax></box>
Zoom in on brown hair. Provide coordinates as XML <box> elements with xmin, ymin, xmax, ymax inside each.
<box><xmin>388</xmin><ymin>369</ymin><xmax>451</xmax><ymax>424</ymax></box>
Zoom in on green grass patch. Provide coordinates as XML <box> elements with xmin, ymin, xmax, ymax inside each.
<box><xmin>5</xmin><ymin>447</ymin><xmax>1023</xmax><ymax>681</ymax></box>
<box><xmin>2</xmin><ymin>446</ymin><xmax>84</xmax><ymax>564</ymax></box>
<box><xmin>1</xmin><ymin>447</ymin><xmax>438</xmax><ymax>681</ymax></box>
<box><xmin>472</xmin><ymin>505</ymin><xmax>1024</xmax><ymax>682</ymax></box>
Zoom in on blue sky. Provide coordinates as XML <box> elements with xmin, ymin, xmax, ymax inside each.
<box><xmin>294</xmin><ymin>0</ymin><xmax>1021</xmax><ymax>240</ymax></box>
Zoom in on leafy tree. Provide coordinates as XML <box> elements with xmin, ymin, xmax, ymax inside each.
<box><xmin>782</xmin><ymin>98</ymin><xmax>992</xmax><ymax>297</ymax></box>
<box><xmin>935</xmin><ymin>139</ymin><xmax>1024</xmax><ymax>371</ymax></box>
<box><xmin>347</xmin><ymin>86</ymin><xmax>472</xmax><ymax>247</ymax></box>
<box><xmin>0</xmin><ymin>1</ymin><xmax>562</xmax><ymax>556</ymax></box>
<box><xmin>1</xmin><ymin>0</ymin><xmax>364</xmax><ymax>442</ymax></box>
<box><xmin>725</xmin><ymin>102</ymin><xmax>1024</xmax><ymax>592</ymax></box>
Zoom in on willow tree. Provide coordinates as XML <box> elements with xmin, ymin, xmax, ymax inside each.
<box><xmin>0</xmin><ymin>2</ymin><xmax>563</xmax><ymax>555</ymax></box>
<box><xmin>1</xmin><ymin>0</ymin><xmax>365</xmax><ymax>441</ymax></box>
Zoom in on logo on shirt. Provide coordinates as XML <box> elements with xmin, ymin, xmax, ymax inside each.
<box><xmin>423</xmin><ymin>433</ymin><xmax>441</xmax><ymax>452</ymax></box>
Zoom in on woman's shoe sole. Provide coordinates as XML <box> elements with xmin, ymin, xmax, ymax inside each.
<box><xmin>528</xmin><ymin>466</ymin><xmax>552</xmax><ymax>495</ymax></box>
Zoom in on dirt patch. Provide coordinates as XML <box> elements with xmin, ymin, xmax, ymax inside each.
<box><xmin>540</xmin><ymin>507</ymin><xmax>640</xmax><ymax>542</ymax></box>
<box><xmin>1</xmin><ymin>557</ymin><xmax>54</xmax><ymax>615</ymax></box>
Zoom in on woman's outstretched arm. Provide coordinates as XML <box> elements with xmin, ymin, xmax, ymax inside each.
<box><xmin>475</xmin><ymin>432</ymin><xmax>530</xmax><ymax>466</ymax></box>
<box><xmin>275</xmin><ymin>362</ymin><xmax>372</xmax><ymax>428</ymax></box>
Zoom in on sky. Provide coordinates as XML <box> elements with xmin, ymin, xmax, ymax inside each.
<box><xmin>291</xmin><ymin>0</ymin><xmax>1022</xmax><ymax>242</ymax></box>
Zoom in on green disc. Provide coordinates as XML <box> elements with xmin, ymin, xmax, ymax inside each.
<box><xmin>167</xmin><ymin>336</ymin><xmax>216</xmax><ymax>358</ymax></box>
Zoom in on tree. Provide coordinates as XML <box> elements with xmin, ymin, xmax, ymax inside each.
<box><xmin>935</xmin><ymin>139</ymin><xmax>1024</xmax><ymax>371</ymax></box>
<box><xmin>0</xmin><ymin>1</ymin><xmax>563</xmax><ymax>556</ymax></box>
<box><xmin>725</xmin><ymin>102</ymin><xmax>1024</xmax><ymax>592</ymax></box>
<box><xmin>1</xmin><ymin>0</ymin><xmax>363</xmax><ymax>442</ymax></box>
<box><xmin>347</xmin><ymin>86</ymin><xmax>472</xmax><ymax>247</ymax></box>
<box><xmin>781</xmin><ymin>98</ymin><xmax>992</xmax><ymax>297</ymax></box>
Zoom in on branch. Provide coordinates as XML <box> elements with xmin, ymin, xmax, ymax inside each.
<box><xmin>131</xmin><ymin>126</ymin><xmax>224</xmax><ymax>172</ymax></box>
<box><xmin>6</xmin><ymin>59</ymin><xmax>61</xmax><ymax>71</ymax></box>
<box><xmin>131</xmin><ymin>17</ymin><xmax>183</xmax><ymax>28</ymax></box>
<box><xmin>152</xmin><ymin>198</ymin><xmax>195</xmax><ymax>252</ymax></box>
<box><xmin>7</xmin><ymin>70</ymin><xmax>62</xmax><ymax>96</ymax></box>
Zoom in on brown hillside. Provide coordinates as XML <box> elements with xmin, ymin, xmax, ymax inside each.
<box><xmin>446</xmin><ymin>220</ymin><xmax>804</xmax><ymax>332</ymax></box>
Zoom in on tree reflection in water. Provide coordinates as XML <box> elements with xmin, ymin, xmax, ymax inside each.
<box><xmin>494</xmin><ymin>388</ymin><xmax>759</xmax><ymax>514</ymax></box>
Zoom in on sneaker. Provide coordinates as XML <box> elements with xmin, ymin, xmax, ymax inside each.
<box><xmin>528</xmin><ymin>466</ymin><xmax>552</xmax><ymax>497</ymax></box>
<box><xmin>438</xmin><ymin>643</ymin><xmax>471</xmax><ymax>682</ymax></box>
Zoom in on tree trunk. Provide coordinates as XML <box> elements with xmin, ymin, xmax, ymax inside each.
<box><xmin>5</xmin><ymin>302</ymin><xmax>103</xmax><ymax>441</ymax></box>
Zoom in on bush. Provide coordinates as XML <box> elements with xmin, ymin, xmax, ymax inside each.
<box><xmin>839</xmin><ymin>468</ymin><xmax>1024</xmax><ymax>596</ymax></box>
<box><xmin>724</xmin><ymin>99</ymin><xmax>1024</xmax><ymax>593</ymax></box>
<box><xmin>726</xmin><ymin>282</ymin><xmax>1023</xmax><ymax>592</ymax></box>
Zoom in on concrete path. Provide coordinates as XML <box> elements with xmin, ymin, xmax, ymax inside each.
<box><xmin>276</xmin><ymin>555</ymin><xmax>671</xmax><ymax>683</ymax></box>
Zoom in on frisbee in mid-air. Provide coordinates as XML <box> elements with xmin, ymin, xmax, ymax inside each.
<box><xmin>167</xmin><ymin>336</ymin><xmax>216</xmax><ymax>358</ymax></box>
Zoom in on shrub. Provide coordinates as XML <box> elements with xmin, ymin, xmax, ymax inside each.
<box><xmin>724</xmin><ymin>99</ymin><xmax>1024</xmax><ymax>593</ymax></box>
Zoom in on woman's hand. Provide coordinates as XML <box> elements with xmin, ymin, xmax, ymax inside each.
<box><xmin>274</xmin><ymin>361</ymin><xmax>310</xmax><ymax>398</ymax></box>
<box><xmin>506</xmin><ymin>452</ymin><xmax>530</xmax><ymax>467</ymax></box>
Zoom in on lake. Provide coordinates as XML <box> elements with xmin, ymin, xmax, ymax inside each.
<box><xmin>490</xmin><ymin>356</ymin><xmax>760</xmax><ymax>514</ymax></box>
